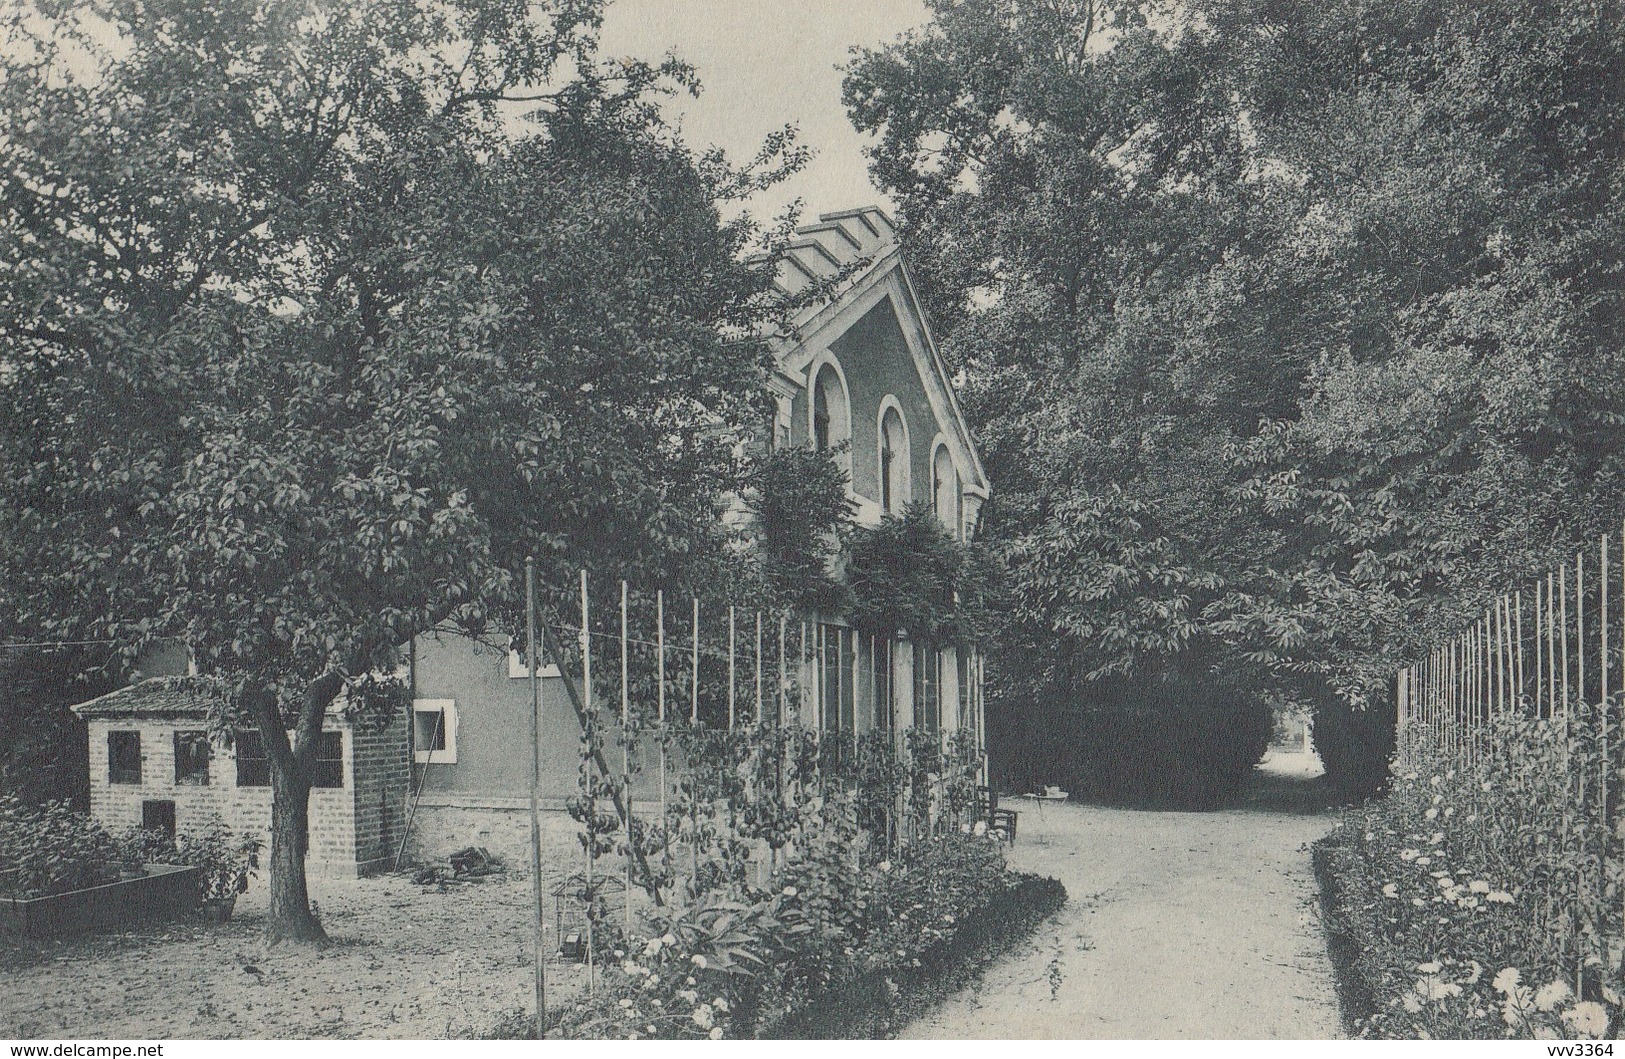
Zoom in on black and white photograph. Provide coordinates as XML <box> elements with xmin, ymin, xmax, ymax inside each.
<box><xmin>0</xmin><ymin>0</ymin><xmax>1621</xmax><ymax>1044</ymax></box>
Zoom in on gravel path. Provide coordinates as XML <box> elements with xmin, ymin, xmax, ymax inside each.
<box><xmin>903</xmin><ymin>752</ymin><xmax>1345</xmax><ymax>1040</ymax></box>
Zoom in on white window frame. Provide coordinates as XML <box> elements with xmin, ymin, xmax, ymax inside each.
<box><xmin>412</xmin><ymin>699</ymin><xmax>458</xmax><ymax>764</ymax></box>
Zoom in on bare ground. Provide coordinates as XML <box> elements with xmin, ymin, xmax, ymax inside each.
<box><xmin>0</xmin><ymin>844</ymin><xmax>588</xmax><ymax>1039</ymax></box>
<box><xmin>902</xmin><ymin>751</ymin><xmax>1345</xmax><ymax>1040</ymax></box>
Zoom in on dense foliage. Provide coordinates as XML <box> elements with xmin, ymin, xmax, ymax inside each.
<box><xmin>0</xmin><ymin>797</ymin><xmax>260</xmax><ymax>904</ymax></box>
<box><xmin>844</xmin><ymin>0</ymin><xmax>1625</xmax><ymax>797</ymax></box>
<box><xmin>551</xmin><ymin>830</ymin><xmax>1043</xmax><ymax>1039</ymax></box>
<box><xmin>845</xmin><ymin>504</ymin><xmax>991</xmax><ymax>647</ymax></box>
<box><xmin>0</xmin><ymin>646</ymin><xmax>117</xmax><ymax>807</ymax></box>
<box><xmin>1318</xmin><ymin>712</ymin><xmax>1622</xmax><ymax>1039</ymax></box>
<box><xmin>0</xmin><ymin>0</ymin><xmax>804</xmax><ymax>937</ymax></box>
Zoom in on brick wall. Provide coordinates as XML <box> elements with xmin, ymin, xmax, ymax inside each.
<box><xmin>83</xmin><ymin>716</ymin><xmax>407</xmax><ymax>878</ymax></box>
<box><xmin>349</xmin><ymin>709</ymin><xmax>410</xmax><ymax>874</ymax></box>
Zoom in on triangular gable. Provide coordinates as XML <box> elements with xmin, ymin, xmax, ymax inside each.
<box><xmin>771</xmin><ymin>228</ymin><xmax>989</xmax><ymax>499</ymax></box>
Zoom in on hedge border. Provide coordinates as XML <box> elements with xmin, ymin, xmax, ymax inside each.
<box><xmin>1311</xmin><ymin>834</ymin><xmax>1381</xmax><ymax>1038</ymax></box>
<box><xmin>754</xmin><ymin>871</ymin><xmax>1069</xmax><ymax>1039</ymax></box>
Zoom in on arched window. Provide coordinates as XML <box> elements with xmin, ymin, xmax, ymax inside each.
<box><xmin>932</xmin><ymin>444</ymin><xmax>960</xmax><ymax>535</ymax></box>
<box><xmin>810</xmin><ymin>362</ymin><xmax>850</xmax><ymax>456</ymax></box>
<box><xmin>879</xmin><ymin>405</ymin><xmax>909</xmax><ymax>514</ymax></box>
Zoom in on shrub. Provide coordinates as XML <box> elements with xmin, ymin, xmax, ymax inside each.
<box><xmin>0</xmin><ymin>796</ymin><xmax>122</xmax><ymax>898</ymax></box>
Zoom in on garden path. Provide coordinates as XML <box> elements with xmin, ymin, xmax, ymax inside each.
<box><xmin>903</xmin><ymin>750</ymin><xmax>1345</xmax><ymax>1039</ymax></box>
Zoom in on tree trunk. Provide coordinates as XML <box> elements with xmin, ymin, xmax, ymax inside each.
<box><xmin>266</xmin><ymin>758</ymin><xmax>326</xmax><ymax>943</ymax></box>
<box><xmin>246</xmin><ymin>673</ymin><xmax>343</xmax><ymax>945</ymax></box>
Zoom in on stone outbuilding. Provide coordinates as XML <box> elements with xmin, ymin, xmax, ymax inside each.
<box><xmin>70</xmin><ymin>676</ymin><xmax>408</xmax><ymax>878</ymax></box>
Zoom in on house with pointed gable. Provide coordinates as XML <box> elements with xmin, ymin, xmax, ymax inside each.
<box><xmin>402</xmin><ymin>206</ymin><xmax>993</xmax><ymax>862</ymax></box>
<box><xmin>67</xmin><ymin>207</ymin><xmax>993</xmax><ymax>873</ymax></box>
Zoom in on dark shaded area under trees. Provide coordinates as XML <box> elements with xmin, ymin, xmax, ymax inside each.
<box><xmin>845</xmin><ymin>0</ymin><xmax>1624</xmax><ymax>804</ymax></box>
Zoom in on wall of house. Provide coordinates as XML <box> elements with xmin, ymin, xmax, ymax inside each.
<box><xmin>789</xmin><ymin>288</ymin><xmax>956</xmax><ymax>516</ymax></box>
<box><xmin>409</xmin><ymin>634</ymin><xmax>581</xmax><ymax>804</ymax></box>
<box><xmin>82</xmin><ymin>717</ymin><xmax>386</xmax><ymax>878</ymax></box>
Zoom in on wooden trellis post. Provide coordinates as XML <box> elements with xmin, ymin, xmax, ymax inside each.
<box><xmin>1549</xmin><ymin>572</ymin><xmax>1559</xmax><ymax>719</ymax></box>
<box><xmin>621</xmin><ymin>580</ymin><xmax>632</xmax><ymax>937</ymax></box>
<box><xmin>579</xmin><ymin>570</ymin><xmax>594</xmax><ymax>992</ymax></box>
<box><xmin>524</xmin><ymin>557</ymin><xmax>546</xmax><ymax>1035</ymax></box>
<box><xmin>657</xmin><ymin>589</ymin><xmax>667</xmax><ymax>875</ymax></box>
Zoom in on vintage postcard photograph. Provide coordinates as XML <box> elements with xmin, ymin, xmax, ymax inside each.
<box><xmin>1</xmin><ymin>0</ymin><xmax>1621</xmax><ymax>1045</ymax></box>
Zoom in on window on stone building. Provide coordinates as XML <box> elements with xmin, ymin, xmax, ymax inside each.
<box><xmin>235</xmin><ymin>728</ymin><xmax>269</xmax><ymax>787</ymax></box>
<box><xmin>174</xmin><ymin>730</ymin><xmax>210</xmax><ymax>785</ymax></box>
<box><xmin>811</xmin><ymin>363</ymin><xmax>850</xmax><ymax>456</ymax></box>
<box><xmin>312</xmin><ymin>731</ymin><xmax>344</xmax><ymax>788</ymax></box>
<box><xmin>932</xmin><ymin>444</ymin><xmax>961</xmax><ymax>536</ymax></box>
<box><xmin>872</xmin><ymin>636</ymin><xmax>893</xmax><ymax>731</ymax></box>
<box><xmin>236</xmin><ymin>728</ymin><xmax>343</xmax><ymax>788</ymax></box>
<box><xmin>142</xmin><ymin>799</ymin><xmax>176</xmax><ymax>839</ymax></box>
<box><xmin>108</xmin><ymin>730</ymin><xmax>141</xmax><ymax>784</ymax></box>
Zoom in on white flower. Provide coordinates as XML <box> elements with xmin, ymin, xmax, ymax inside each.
<box><xmin>1563</xmin><ymin>1001</ymin><xmax>1609</xmax><ymax>1038</ymax></box>
<box><xmin>1468</xmin><ymin>880</ymin><xmax>1490</xmax><ymax>894</ymax></box>
<box><xmin>1424</xmin><ymin>808</ymin><xmax>1439</xmax><ymax>820</ymax></box>
<box><xmin>1534</xmin><ymin>981</ymin><xmax>1572</xmax><ymax>1012</ymax></box>
<box><xmin>708</xmin><ymin>1027</ymin><xmax>724</xmax><ymax>1040</ymax></box>
<box><xmin>691</xmin><ymin>954</ymin><xmax>708</xmax><ymax>969</ymax></box>
<box><xmin>1417</xmin><ymin>961</ymin><xmax>1442</xmax><ymax>974</ymax></box>
<box><xmin>782</xmin><ymin>886</ymin><xmax>799</xmax><ymax>897</ymax></box>
<box><xmin>877</xmin><ymin>861</ymin><xmax>891</xmax><ymax>872</ymax></box>
<box><xmin>1487</xmin><ymin>891</ymin><xmax>1515</xmax><ymax>904</ymax></box>
<box><xmin>713</xmin><ymin>997</ymin><xmax>729</xmax><ymax>1013</ymax></box>
<box><xmin>619</xmin><ymin>998</ymin><xmax>633</xmax><ymax>1009</ymax></box>
<box><xmin>1492</xmin><ymin>968</ymin><xmax>1522</xmax><ymax>994</ymax></box>
<box><xmin>644</xmin><ymin>938</ymin><xmax>663</xmax><ymax>956</ymax></box>
<box><xmin>691</xmin><ymin>1005</ymin><xmax>713</xmax><ymax>1030</ymax></box>
<box><xmin>1415</xmin><ymin>976</ymin><xmax>1462</xmax><ymax>1001</ymax></box>
<box><xmin>1415</xmin><ymin>856</ymin><xmax>1432</xmax><ymax>866</ymax></box>
<box><xmin>661</xmin><ymin>933</ymin><xmax>677</xmax><ymax>946</ymax></box>
<box><xmin>1382</xmin><ymin>883</ymin><xmax>1399</xmax><ymax>898</ymax></box>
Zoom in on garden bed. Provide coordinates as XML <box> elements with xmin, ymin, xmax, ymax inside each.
<box><xmin>758</xmin><ymin>871</ymin><xmax>1067</xmax><ymax>1039</ymax></box>
<box><xmin>2</xmin><ymin>864</ymin><xmax>199</xmax><ymax>938</ymax></box>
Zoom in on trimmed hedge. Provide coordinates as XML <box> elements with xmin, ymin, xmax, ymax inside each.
<box><xmin>759</xmin><ymin>872</ymin><xmax>1067</xmax><ymax>1039</ymax></box>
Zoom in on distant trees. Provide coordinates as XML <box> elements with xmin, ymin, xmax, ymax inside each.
<box><xmin>0</xmin><ymin>0</ymin><xmax>800</xmax><ymax>938</ymax></box>
<box><xmin>845</xmin><ymin>0</ymin><xmax>1625</xmax><ymax>798</ymax></box>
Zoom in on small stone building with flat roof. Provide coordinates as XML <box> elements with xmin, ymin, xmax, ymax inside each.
<box><xmin>70</xmin><ymin>676</ymin><xmax>408</xmax><ymax>878</ymax></box>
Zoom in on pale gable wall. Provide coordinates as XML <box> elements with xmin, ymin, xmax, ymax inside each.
<box><xmin>789</xmin><ymin>290</ymin><xmax>958</xmax><ymax>516</ymax></box>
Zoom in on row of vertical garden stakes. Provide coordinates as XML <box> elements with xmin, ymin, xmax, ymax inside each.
<box><xmin>527</xmin><ymin>567</ymin><xmax>991</xmax><ymax>1001</ymax></box>
<box><xmin>1394</xmin><ymin>524</ymin><xmax>1625</xmax><ymax>999</ymax></box>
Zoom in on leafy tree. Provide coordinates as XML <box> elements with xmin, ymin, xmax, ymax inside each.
<box><xmin>846</xmin><ymin>0</ymin><xmax>1625</xmax><ymax>797</ymax></box>
<box><xmin>0</xmin><ymin>0</ymin><xmax>800</xmax><ymax>939</ymax></box>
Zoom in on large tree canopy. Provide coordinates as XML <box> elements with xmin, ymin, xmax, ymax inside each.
<box><xmin>0</xmin><ymin>0</ymin><xmax>801</xmax><ymax>937</ymax></box>
<box><xmin>845</xmin><ymin>0</ymin><xmax>1625</xmax><ymax>798</ymax></box>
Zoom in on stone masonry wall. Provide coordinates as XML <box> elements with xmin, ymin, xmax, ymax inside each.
<box><xmin>83</xmin><ymin>718</ymin><xmax>384</xmax><ymax>878</ymax></box>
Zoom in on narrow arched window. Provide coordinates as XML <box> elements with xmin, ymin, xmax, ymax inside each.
<box><xmin>811</xmin><ymin>364</ymin><xmax>849</xmax><ymax>455</ymax></box>
<box><xmin>932</xmin><ymin>444</ymin><xmax>959</xmax><ymax>535</ymax></box>
<box><xmin>880</xmin><ymin>406</ymin><xmax>908</xmax><ymax>515</ymax></box>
